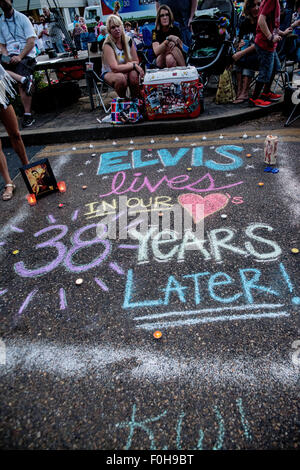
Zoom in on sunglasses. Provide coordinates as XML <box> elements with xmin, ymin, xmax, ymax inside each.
<box><xmin>160</xmin><ymin>13</ymin><xmax>170</xmax><ymax>18</ymax></box>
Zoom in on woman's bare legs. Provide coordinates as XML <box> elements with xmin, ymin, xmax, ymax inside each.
<box><xmin>128</xmin><ymin>69</ymin><xmax>142</xmax><ymax>98</ymax></box>
<box><xmin>0</xmin><ymin>105</ymin><xmax>29</xmax><ymax>166</ymax></box>
<box><xmin>6</xmin><ymin>70</ymin><xmax>24</xmax><ymax>84</ymax></box>
<box><xmin>169</xmin><ymin>46</ymin><xmax>185</xmax><ymax>66</ymax></box>
<box><xmin>104</xmin><ymin>72</ymin><xmax>128</xmax><ymax>97</ymax></box>
<box><xmin>0</xmin><ymin>139</ymin><xmax>13</xmax><ymax>186</ymax></box>
<box><xmin>0</xmin><ymin>138</ymin><xmax>15</xmax><ymax>199</ymax></box>
<box><xmin>156</xmin><ymin>46</ymin><xmax>185</xmax><ymax>68</ymax></box>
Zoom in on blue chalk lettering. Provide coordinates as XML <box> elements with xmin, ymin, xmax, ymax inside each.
<box><xmin>176</xmin><ymin>412</ymin><xmax>185</xmax><ymax>450</ymax></box>
<box><xmin>236</xmin><ymin>398</ymin><xmax>252</xmax><ymax>441</ymax></box>
<box><xmin>123</xmin><ymin>269</ymin><xmax>164</xmax><ymax>309</ymax></box>
<box><xmin>205</xmin><ymin>145</ymin><xmax>243</xmax><ymax>171</ymax></box>
<box><xmin>158</xmin><ymin>148</ymin><xmax>190</xmax><ymax>167</ymax></box>
<box><xmin>184</xmin><ymin>272</ymin><xmax>210</xmax><ymax>304</ymax></box>
<box><xmin>98</xmin><ymin>151</ymin><xmax>131</xmax><ymax>175</ymax></box>
<box><xmin>132</xmin><ymin>150</ymin><xmax>159</xmax><ymax>169</ymax></box>
<box><xmin>116</xmin><ymin>404</ymin><xmax>167</xmax><ymax>450</ymax></box>
<box><xmin>239</xmin><ymin>268</ymin><xmax>279</xmax><ymax>303</ymax></box>
<box><xmin>192</xmin><ymin>147</ymin><xmax>204</xmax><ymax>167</ymax></box>
<box><xmin>208</xmin><ymin>272</ymin><xmax>242</xmax><ymax>303</ymax></box>
<box><xmin>212</xmin><ymin>406</ymin><xmax>225</xmax><ymax>450</ymax></box>
<box><xmin>197</xmin><ymin>429</ymin><xmax>205</xmax><ymax>450</ymax></box>
<box><xmin>279</xmin><ymin>262</ymin><xmax>294</xmax><ymax>293</ymax></box>
<box><xmin>162</xmin><ymin>276</ymin><xmax>187</xmax><ymax>305</ymax></box>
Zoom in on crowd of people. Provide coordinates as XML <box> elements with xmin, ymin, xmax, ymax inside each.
<box><xmin>0</xmin><ymin>0</ymin><xmax>299</xmax><ymax>201</ymax></box>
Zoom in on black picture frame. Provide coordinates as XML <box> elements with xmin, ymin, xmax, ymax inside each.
<box><xmin>20</xmin><ymin>158</ymin><xmax>58</xmax><ymax>199</ymax></box>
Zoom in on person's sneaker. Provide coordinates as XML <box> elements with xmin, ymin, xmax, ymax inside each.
<box><xmin>22</xmin><ymin>114</ymin><xmax>35</xmax><ymax>127</ymax></box>
<box><xmin>249</xmin><ymin>97</ymin><xmax>272</xmax><ymax>108</ymax></box>
<box><xmin>22</xmin><ymin>75</ymin><xmax>34</xmax><ymax>96</ymax></box>
<box><xmin>261</xmin><ymin>91</ymin><xmax>281</xmax><ymax>101</ymax></box>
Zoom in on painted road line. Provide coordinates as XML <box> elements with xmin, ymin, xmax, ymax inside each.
<box><xmin>133</xmin><ymin>303</ymin><xmax>285</xmax><ymax>322</ymax></box>
<box><xmin>39</xmin><ymin>137</ymin><xmax>300</xmax><ymax>159</ymax></box>
<box><xmin>43</xmin><ymin>128</ymin><xmax>300</xmax><ymax>153</ymax></box>
<box><xmin>135</xmin><ymin>311</ymin><xmax>290</xmax><ymax>330</ymax></box>
<box><xmin>40</xmin><ymin>128</ymin><xmax>300</xmax><ymax>152</ymax></box>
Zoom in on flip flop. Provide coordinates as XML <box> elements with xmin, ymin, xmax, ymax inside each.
<box><xmin>2</xmin><ymin>183</ymin><xmax>16</xmax><ymax>201</ymax></box>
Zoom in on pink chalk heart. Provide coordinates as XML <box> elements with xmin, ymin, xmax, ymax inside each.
<box><xmin>178</xmin><ymin>193</ymin><xmax>229</xmax><ymax>223</ymax></box>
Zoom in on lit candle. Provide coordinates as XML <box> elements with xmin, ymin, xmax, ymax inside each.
<box><xmin>26</xmin><ymin>193</ymin><xmax>36</xmax><ymax>206</ymax></box>
<box><xmin>57</xmin><ymin>181</ymin><xmax>66</xmax><ymax>193</ymax></box>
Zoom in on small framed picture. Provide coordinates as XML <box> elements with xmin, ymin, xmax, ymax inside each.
<box><xmin>20</xmin><ymin>158</ymin><xmax>58</xmax><ymax>199</ymax></box>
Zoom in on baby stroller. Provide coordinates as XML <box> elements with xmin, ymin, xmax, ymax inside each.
<box><xmin>187</xmin><ymin>0</ymin><xmax>237</xmax><ymax>86</ymax></box>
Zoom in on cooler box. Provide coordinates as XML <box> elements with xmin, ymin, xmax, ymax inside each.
<box><xmin>143</xmin><ymin>66</ymin><xmax>201</xmax><ymax>120</ymax></box>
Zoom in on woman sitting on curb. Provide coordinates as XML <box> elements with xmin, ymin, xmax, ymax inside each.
<box><xmin>101</xmin><ymin>14</ymin><xmax>144</xmax><ymax>98</ymax></box>
<box><xmin>152</xmin><ymin>4</ymin><xmax>186</xmax><ymax>68</ymax></box>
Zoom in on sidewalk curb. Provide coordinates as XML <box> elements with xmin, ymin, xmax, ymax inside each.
<box><xmin>1</xmin><ymin>101</ymin><xmax>283</xmax><ymax>147</ymax></box>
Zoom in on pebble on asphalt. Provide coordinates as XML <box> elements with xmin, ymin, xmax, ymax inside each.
<box><xmin>75</xmin><ymin>278</ymin><xmax>83</xmax><ymax>285</ymax></box>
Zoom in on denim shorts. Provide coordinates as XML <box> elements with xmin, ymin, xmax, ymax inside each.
<box><xmin>6</xmin><ymin>55</ymin><xmax>36</xmax><ymax>77</ymax></box>
<box><xmin>235</xmin><ymin>52</ymin><xmax>259</xmax><ymax>77</ymax></box>
<box><xmin>235</xmin><ymin>65</ymin><xmax>255</xmax><ymax>78</ymax></box>
<box><xmin>255</xmin><ymin>44</ymin><xmax>281</xmax><ymax>83</ymax></box>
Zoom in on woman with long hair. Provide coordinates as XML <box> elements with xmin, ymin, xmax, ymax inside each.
<box><xmin>232</xmin><ymin>0</ymin><xmax>261</xmax><ymax>103</ymax></box>
<box><xmin>101</xmin><ymin>14</ymin><xmax>144</xmax><ymax>98</ymax></box>
<box><xmin>152</xmin><ymin>4</ymin><xmax>186</xmax><ymax>68</ymax></box>
<box><xmin>0</xmin><ymin>65</ymin><xmax>29</xmax><ymax>201</ymax></box>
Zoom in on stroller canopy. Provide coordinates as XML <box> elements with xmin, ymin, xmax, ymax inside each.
<box><xmin>198</xmin><ymin>0</ymin><xmax>234</xmax><ymax>20</ymax></box>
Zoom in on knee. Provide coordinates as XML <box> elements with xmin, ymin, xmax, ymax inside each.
<box><xmin>128</xmin><ymin>71</ymin><xmax>139</xmax><ymax>86</ymax></box>
<box><xmin>166</xmin><ymin>54</ymin><xmax>176</xmax><ymax>68</ymax></box>
<box><xmin>156</xmin><ymin>55</ymin><xmax>165</xmax><ymax>68</ymax></box>
<box><xmin>114</xmin><ymin>74</ymin><xmax>127</xmax><ymax>89</ymax></box>
<box><xmin>10</xmin><ymin>130</ymin><xmax>22</xmax><ymax>142</ymax></box>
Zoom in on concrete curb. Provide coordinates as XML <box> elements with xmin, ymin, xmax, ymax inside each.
<box><xmin>1</xmin><ymin>100</ymin><xmax>283</xmax><ymax>146</ymax></box>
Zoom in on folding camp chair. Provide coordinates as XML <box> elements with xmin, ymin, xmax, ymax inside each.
<box><xmin>85</xmin><ymin>43</ymin><xmax>115</xmax><ymax>112</ymax></box>
<box><xmin>283</xmin><ymin>68</ymin><xmax>300</xmax><ymax>127</ymax></box>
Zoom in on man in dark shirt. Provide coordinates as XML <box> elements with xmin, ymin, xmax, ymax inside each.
<box><xmin>155</xmin><ymin>0</ymin><xmax>198</xmax><ymax>46</ymax></box>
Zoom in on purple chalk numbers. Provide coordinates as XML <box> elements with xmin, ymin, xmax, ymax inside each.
<box><xmin>14</xmin><ymin>224</ymin><xmax>111</xmax><ymax>278</ymax></box>
<box><xmin>64</xmin><ymin>224</ymin><xmax>111</xmax><ymax>273</ymax></box>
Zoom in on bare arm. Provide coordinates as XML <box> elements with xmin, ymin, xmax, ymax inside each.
<box><xmin>0</xmin><ymin>43</ymin><xmax>9</xmax><ymax>55</ymax></box>
<box><xmin>258</xmin><ymin>14</ymin><xmax>281</xmax><ymax>42</ymax></box>
<box><xmin>152</xmin><ymin>39</ymin><xmax>170</xmax><ymax>56</ymax></box>
<box><xmin>189</xmin><ymin>0</ymin><xmax>198</xmax><ymax>27</ymax></box>
<box><xmin>103</xmin><ymin>44</ymin><xmax>141</xmax><ymax>74</ymax></box>
<box><xmin>232</xmin><ymin>43</ymin><xmax>255</xmax><ymax>62</ymax></box>
<box><xmin>291</xmin><ymin>19</ymin><xmax>300</xmax><ymax>28</ymax></box>
<box><xmin>10</xmin><ymin>37</ymin><xmax>36</xmax><ymax>64</ymax></box>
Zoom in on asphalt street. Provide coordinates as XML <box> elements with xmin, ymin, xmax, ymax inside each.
<box><xmin>0</xmin><ymin>128</ymin><xmax>299</xmax><ymax>451</ymax></box>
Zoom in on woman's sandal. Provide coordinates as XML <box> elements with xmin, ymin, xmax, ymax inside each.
<box><xmin>2</xmin><ymin>183</ymin><xmax>16</xmax><ymax>201</ymax></box>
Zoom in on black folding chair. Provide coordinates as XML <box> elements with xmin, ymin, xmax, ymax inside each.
<box><xmin>85</xmin><ymin>44</ymin><xmax>114</xmax><ymax>112</ymax></box>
